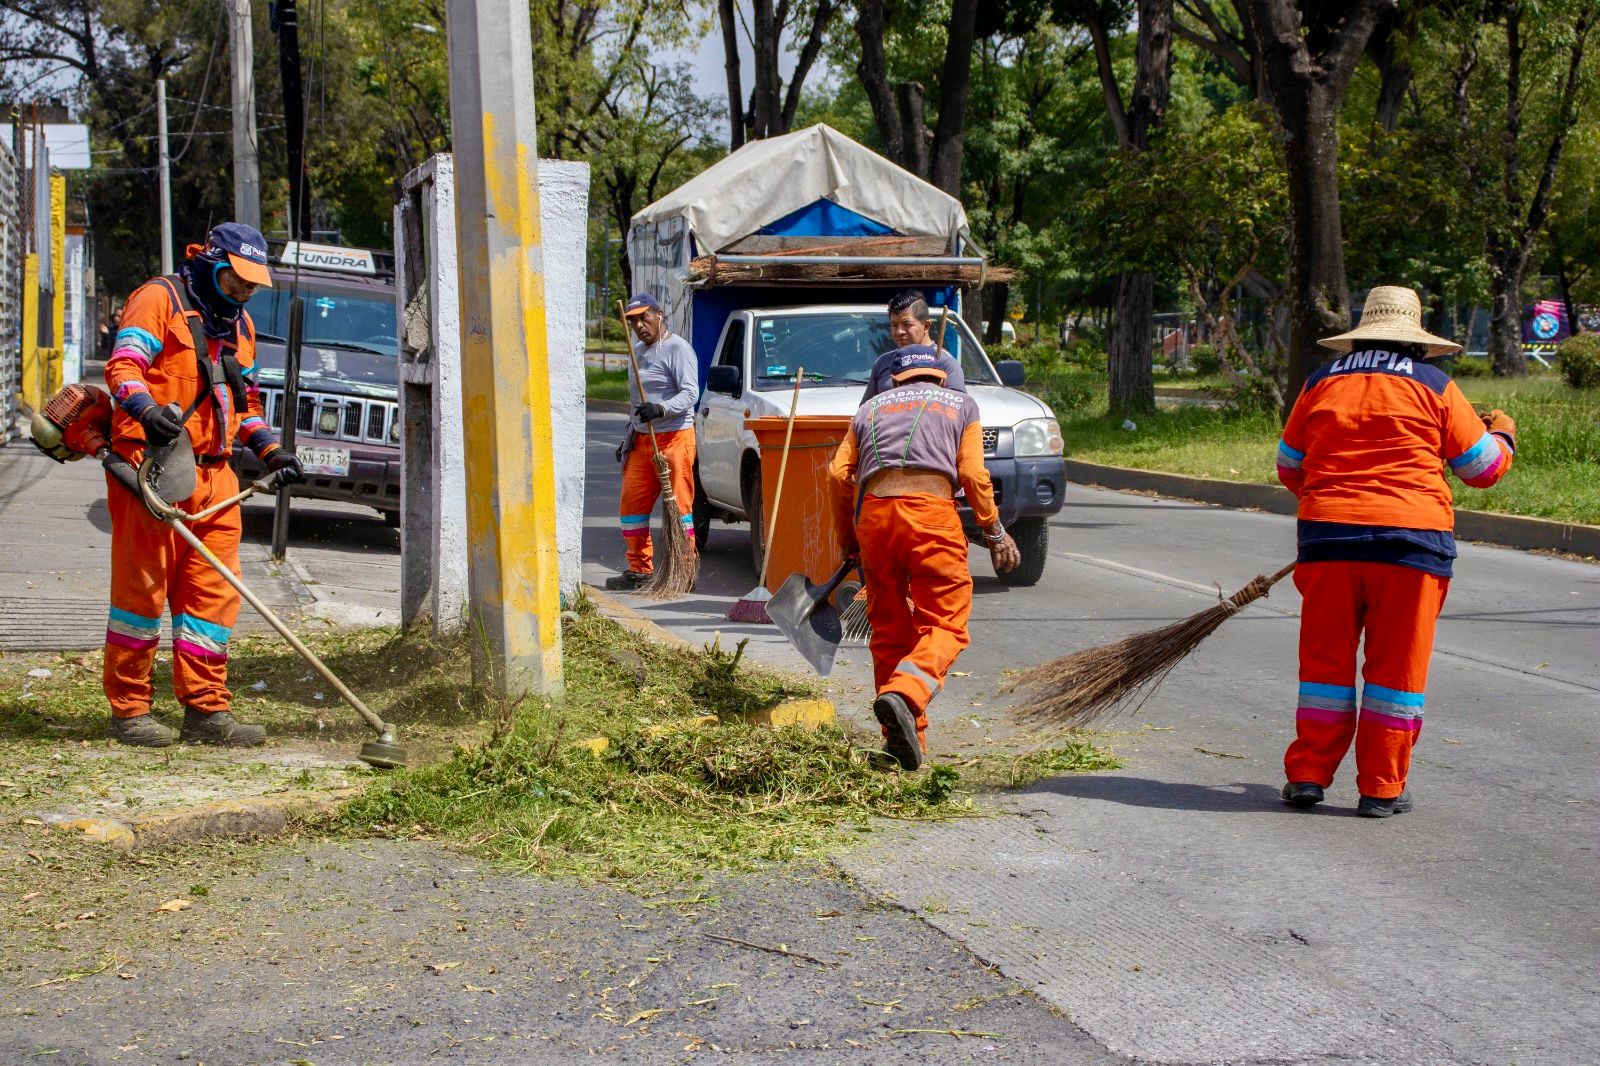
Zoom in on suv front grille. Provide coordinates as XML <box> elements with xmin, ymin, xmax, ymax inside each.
<box><xmin>981</xmin><ymin>428</ymin><xmax>999</xmax><ymax>455</ymax></box>
<box><xmin>262</xmin><ymin>386</ymin><xmax>397</xmax><ymax>446</ymax></box>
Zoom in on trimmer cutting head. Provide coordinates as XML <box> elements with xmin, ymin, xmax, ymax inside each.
<box><xmin>358</xmin><ymin>726</ymin><xmax>409</xmax><ymax>770</ymax></box>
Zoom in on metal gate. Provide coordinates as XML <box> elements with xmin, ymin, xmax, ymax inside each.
<box><xmin>0</xmin><ymin>140</ymin><xmax>19</xmax><ymax>440</ymax></box>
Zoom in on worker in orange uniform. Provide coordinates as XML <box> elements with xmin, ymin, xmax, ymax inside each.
<box><xmin>1276</xmin><ymin>286</ymin><xmax>1515</xmax><ymax>817</ymax></box>
<box><xmin>607</xmin><ymin>292</ymin><xmax>699</xmax><ymax>590</ymax></box>
<box><xmin>103</xmin><ymin>223</ymin><xmax>302</xmax><ymax>747</ymax></box>
<box><xmin>829</xmin><ymin>346</ymin><xmax>1020</xmax><ymax>769</ymax></box>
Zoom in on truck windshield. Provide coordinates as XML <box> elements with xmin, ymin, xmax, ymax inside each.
<box><xmin>751</xmin><ymin>311</ymin><xmax>998</xmax><ymax>387</ymax></box>
<box><xmin>248</xmin><ymin>285</ymin><xmax>398</xmax><ymax>358</ymax></box>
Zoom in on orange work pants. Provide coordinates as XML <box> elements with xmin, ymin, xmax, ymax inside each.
<box><xmin>857</xmin><ymin>494</ymin><xmax>973</xmax><ymax>750</ymax></box>
<box><xmin>104</xmin><ymin>462</ymin><xmax>243</xmax><ymax>718</ymax></box>
<box><xmin>619</xmin><ymin>428</ymin><xmax>696</xmax><ymax>574</ymax></box>
<box><xmin>1285</xmin><ymin>561</ymin><xmax>1449</xmax><ymax>799</ymax></box>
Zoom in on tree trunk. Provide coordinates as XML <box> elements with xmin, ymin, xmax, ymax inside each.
<box><xmin>929</xmin><ymin>0</ymin><xmax>979</xmax><ymax>194</ymax></box>
<box><xmin>854</xmin><ymin>0</ymin><xmax>905</xmax><ymax>164</ymax></box>
<box><xmin>1108</xmin><ymin>272</ymin><xmax>1156</xmax><ymax>417</ymax></box>
<box><xmin>717</xmin><ymin>0</ymin><xmax>744</xmax><ymax>149</ymax></box>
<box><xmin>1279</xmin><ymin>84</ymin><xmax>1351</xmax><ymax>398</ymax></box>
<box><xmin>1099</xmin><ymin>0</ymin><xmax>1172</xmax><ymax>418</ymax></box>
<box><xmin>984</xmin><ymin>282</ymin><xmax>1010</xmax><ymax>344</ymax></box>
<box><xmin>749</xmin><ymin>0</ymin><xmax>780</xmax><ymax>139</ymax></box>
<box><xmin>1487</xmin><ymin>242</ymin><xmax>1529</xmax><ymax>375</ymax></box>
<box><xmin>897</xmin><ymin>82</ymin><xmax>930</xmax><ymax>177</ymax></box>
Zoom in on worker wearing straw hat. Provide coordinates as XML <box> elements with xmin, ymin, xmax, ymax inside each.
<box><xmin>1276</xmin><ymin>286</ymin><xmax>1516</xmax><ymax>817</ymax></box>
<box><xmin>829</xmin><ymin>346</ymin><xmax>1020</xmax><ymax>770</ymax></box>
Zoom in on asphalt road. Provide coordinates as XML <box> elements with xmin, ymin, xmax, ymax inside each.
<box><xmin>584</xmin><ymin>407</ymin><xmax>1600</xmax><ymax>1065</ymax></box>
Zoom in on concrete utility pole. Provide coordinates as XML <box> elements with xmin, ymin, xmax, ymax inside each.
<box><xmin>156</xmin><ymin>78</ymin><xmax>173</xmax><ymax>275</ymax></box>
<box><xmin>228</xmin><ymin>0</ymin><xmax>262</xmax><ymax>230</ymax></box>
<box><xmin>444</xmin><ymin>0</ymin><xmax>564</xmax><ymax>695</ymax></box>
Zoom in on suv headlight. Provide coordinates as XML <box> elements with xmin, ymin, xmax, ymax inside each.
<box><xmin>1012</xmin><ymin>417</ymin><xmax>1063</xmax><ymax>457</ymax></box>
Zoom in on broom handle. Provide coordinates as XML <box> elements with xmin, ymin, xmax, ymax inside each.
<box><xmin>756</xmin><ymin>368</ymin><xmax>804</xmax><ymax>589</ymax></box>
<box><xmin>937</xmin><ymin>306</ymin><xmax>950</xmax><ymax>353</ymax></box>
<box><xmin>618</xmin><ymin>300</ymin><xmax>672</xmax><ymax>489</ymax></box>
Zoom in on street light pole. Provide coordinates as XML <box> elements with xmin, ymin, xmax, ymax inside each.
<box><xmin>228</xmin><ymin>0</ymin><xmax>262</xmax><ymax>230</ymax></box>
<box><xmin>444</xmin><ymin>0</ymin><xmax>564</xmax><ymax>696</ymax></box>
<box><xmin>156</xmin><ymin>78</ymin><xmax>173</xmax><ymax>275</ymax></box>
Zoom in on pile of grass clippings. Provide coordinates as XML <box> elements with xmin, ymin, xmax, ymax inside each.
<box><xmin>340</xmin><ymin>603</ymin><xmax>1118</xmax><ymax>882</ymax></box>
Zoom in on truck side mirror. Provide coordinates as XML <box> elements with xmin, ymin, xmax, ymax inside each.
<box><xmin>997</xmin><ymin>360</ymin><xmax>1026</xmax><ymax>387</ymax></box>
<box><xmin>707</xmin><ymin>364</ymin><xmax>742</xmax><ymax>398</ymax></box>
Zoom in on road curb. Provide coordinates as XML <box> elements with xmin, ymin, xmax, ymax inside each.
<box><xmin>35</xmin><ymin>787</ymin><xmax>357</xmax><ymax>852</ymax></box>
<box><xmin>1063</xmin><ymin>459</ymin><xmax>1600</xmax><ymax>558</ymax></box>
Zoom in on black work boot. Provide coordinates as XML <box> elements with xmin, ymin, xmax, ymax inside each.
<box><xmin>1281</xmin><ymin>781</ymin><xmax>1325</xmax><ymax>808</ymax></box>
<box><xmin>603</xmin><ymin>570</ymin><xmax>651</xmax><ymax>591</ymax></box>
<box><xmin>181</xmin><ymin>707</ymin><xmax>266</xmax><ymax>747</ymax></box>
<box><xmin>107</xmin><ymin>714</ymin><xmax>176</xmax><ymax>748</ymax></box>
<box><xmin>1357</xmin><ymin>790</ymin><xmax>1414</xmax><ymax>818</ymax></box>
<box><xmin>873</xmin><ymin>693</ymin><xmax>923</xmax><ymax>771</ymax></box>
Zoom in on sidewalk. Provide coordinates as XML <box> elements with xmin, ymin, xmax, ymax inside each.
<box><xmin>0</xmin><ymin>435</ymin><xmax>399</xmax><ymax>652</ymax></box>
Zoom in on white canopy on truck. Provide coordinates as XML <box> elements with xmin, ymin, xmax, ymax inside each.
<box><xmin>629</xmin><ymin>123</ymin><xmax>969</xmax><ymax>256</ymax></box>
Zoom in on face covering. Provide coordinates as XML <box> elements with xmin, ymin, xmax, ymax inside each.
<box><xmin>179</xmin><ymin>247</ymin><xmax>245</xmax><ymax>339</ymax></box>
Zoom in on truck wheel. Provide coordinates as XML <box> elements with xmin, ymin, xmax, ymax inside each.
<box><xmin>744</xmin><ymin>470</ymin><xmax>765</xmax><ymax>576</ymax></box>
<box><xmin>692</xmin><ymin>468</ymin><xmax>713</xmax><ymax>547</ymax></box>
<box><xmin>997</xmin><ymin>516</ymin><xmax>1049</xmax><ymax>587</ymax></box>
<box><xmin>382</xmin><ymin>509</ymin><xmax>400</xmax><ymax>529</ymax></box>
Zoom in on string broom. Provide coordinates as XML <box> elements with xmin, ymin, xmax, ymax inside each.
<box><xmin>619</xmin><ymin>300</ymin><xmax>698</xmax><ymax>599</ymax></box>
<box><xmin>841</xmin><ymin>307</ymin><xmax>954</xmax><ymax>642</ymax></box>
<box><xmin>727</xmin><ymin>367</ymin><xmax>804</xmax><ymax>623</ymax></box>
<box><xmin>1007</xmin><ymin>562</ymin><xmax>1296</xmax><ymax>729</ymax></box>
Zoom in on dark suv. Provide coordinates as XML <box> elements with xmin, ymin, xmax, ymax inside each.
<box><xmin>231</xmin><ymin>245</ymin><xmax>401</xmax><ymax>524</ymax></box>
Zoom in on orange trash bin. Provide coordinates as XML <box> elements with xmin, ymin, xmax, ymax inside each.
<box><xmin>747</xmin><ymin>415</ymin><xmax>853</xmax><ymax>595</ymax></box>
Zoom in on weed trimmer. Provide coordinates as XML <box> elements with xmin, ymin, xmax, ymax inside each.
<box><xmin>30</xmin><ymin>383</ymin><xmax>408</xmax><ymax>769</ymax></box>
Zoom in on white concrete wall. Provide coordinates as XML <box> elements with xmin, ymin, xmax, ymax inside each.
<box><xmin>536</xmin><ymin>160</ymin><xmax>591</xmax><ymax>599</ymax></box>
<box><xmin>399</xmin><ymin>154</ymin><xmax>589</xmax><ymax>630</ymax></box>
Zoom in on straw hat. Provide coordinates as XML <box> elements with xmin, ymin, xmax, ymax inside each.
<box><xmin>1318</xmin><ymin>285</ymin><xmax>1461</xmax><ymax>357</ymax></box>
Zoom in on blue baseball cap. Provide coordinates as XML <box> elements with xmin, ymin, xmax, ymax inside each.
<box><xmin>889</xmin><ymin>344</ymin><xmax>947</xmax><ymax>383</ymax></box>
<box><xmin>623</xmin><ymin>292</ymin><xmax>662</xmax><ymax>317</ymax></box>
<box><xmin>206</xmin><ymin>222</ymin><xmax>272</xmax><ymax>287</ymax></box>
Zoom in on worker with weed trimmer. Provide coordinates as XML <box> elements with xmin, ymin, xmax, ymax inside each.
<box><xmin>1277</xmin><ymin>285</ymin><xmax>1515</xmax><ymax>817</ymax></box>
<box><xmin>101</xmin><ymin>223</ymin><xmax>302</xmax><ymax>748</ymax></box>
<box><xmin>607</xmin><ymin>292</ymin><xmax>699</xmax><ymax>591</ymax></box>
<box><xmin>828</xmin><ymin>346</ymin><xmax>1020</xmax><ymax>770</ymax></box>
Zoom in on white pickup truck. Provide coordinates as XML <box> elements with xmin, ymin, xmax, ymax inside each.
<box><xmin>691</xmin><ymin>303</ymin><xmax>1066</xmax><ymax>586</ymax></box>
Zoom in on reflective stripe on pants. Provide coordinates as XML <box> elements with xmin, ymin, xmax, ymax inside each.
<box><xmin>857</xmin><ymin>493</ymin><xmax>974</xmax><ymax>751</ymax></box>
<box><xmin>1284</xmin><ymin>560</ymin><xmax>1448</xmax><ymax>800</ymax></box>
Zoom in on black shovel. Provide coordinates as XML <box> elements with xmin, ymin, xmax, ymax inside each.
<box><xmin>768</xmin><ymin>558</ymin><xmax>858</xmax><ymax>676</ymax></box>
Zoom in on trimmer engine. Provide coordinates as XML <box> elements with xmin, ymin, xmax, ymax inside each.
<box><xmin>29</xmin><ymin>383</ymin><xmax>114</xmax><ymax>462</ymax></box>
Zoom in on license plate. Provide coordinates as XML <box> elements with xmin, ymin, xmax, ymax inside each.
<box><xmin>297</xmin><ymin>446</ymin><xmax>350</xmax><ymax>477</ymax></box>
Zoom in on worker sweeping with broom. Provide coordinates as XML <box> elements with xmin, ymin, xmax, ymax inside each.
<box><xmin>607</xmin><ymin>293</ymin><xmax>699</xmax><ymax>594</ymax></box>
<box><xmin>829</xmin><ymin>346</ymin><xmax>1020</xmax><ymax>769</ymax></box>
<box><xmin>1276</xmin><ymin>285</ymin><xmax>1516</xmax><ymax>817</ymax></box>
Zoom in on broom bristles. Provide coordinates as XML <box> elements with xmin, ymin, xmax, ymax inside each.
<box><xmin>726</xmin><ymin>587</ymin><xmax>772</xmax><ymax>623</ymax></box>
<box><xmin>640</xmin><ymin>475</ymin><xmax>698</xmax><ymax>600</ymax></box>
<box><xmin>1005</xmin><ymin>564</ymin><xmax>1294</xmax><ymax>730</ymax></box>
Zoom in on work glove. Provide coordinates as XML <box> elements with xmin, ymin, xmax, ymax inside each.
<box><xmin>635</xmin><ymin>401</ymin><xmax>666</xmax><ymax>423</ymax></box>
<box><xmin>138</xmin><ymin>403</ymin><xmax>185</xmax><ymax>447</ymax></box>
<box><xmin>265</xmin><ymin>450</ymin><xmax>305</xmax><ymax>489</ymax></box>
<box><xmin>1481</xmin><ymin>408</ymin><xmax>1517</xmax><ymax>439</ymax></box>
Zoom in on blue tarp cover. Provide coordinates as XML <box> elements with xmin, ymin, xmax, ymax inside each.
<box><xmin>756</xmin><ymin>199</ymin><xmax>896</xmax><ymax>238</ymax></box>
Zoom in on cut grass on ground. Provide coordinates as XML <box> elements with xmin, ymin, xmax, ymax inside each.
<box><xmin>1033</xmin><ymin>373</ymin><xmax>1600</xmax><ymax>526</ymax></box>
<box><xmin>339</xmin><ymin>599</ymin><xmax>1118</xmax><ymax>882</ymax></box>
<box><xmin>2</xmin><ymin>611</ymin><xmax>1120</xmax><ymax>884</ymax></box>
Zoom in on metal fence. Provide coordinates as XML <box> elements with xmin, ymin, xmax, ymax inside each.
<box><xmin>0</xmin><ymin>140</ymin><xmax>19</xmax><ymax>440</ymax></box>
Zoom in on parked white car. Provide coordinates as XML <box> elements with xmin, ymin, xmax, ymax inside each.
<box><xmin>693</xmin><ymin>304</ymin><xmax>1066</xmax><ymax>586</ymax></box>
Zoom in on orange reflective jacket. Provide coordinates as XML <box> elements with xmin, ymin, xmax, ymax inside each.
<box><xmin>1276</xmin><ymin>349</ymin><xmax>1513</xmax><ymax>531</ymax></box>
